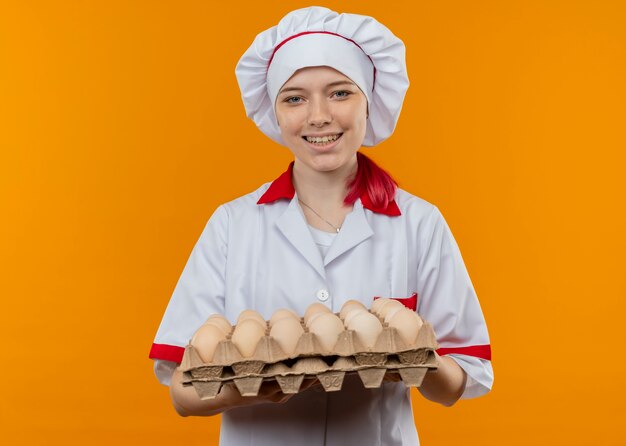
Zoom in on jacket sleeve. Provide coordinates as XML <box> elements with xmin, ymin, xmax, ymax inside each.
<box><xmin>148</xmin><ymin>205</ymin><xmax>229</xmax><ymax>386</ymax></box>
<box><xmin>416</xmin><ymin>206</ymin><xmax>493</xmax><ymax>399</ymax></box>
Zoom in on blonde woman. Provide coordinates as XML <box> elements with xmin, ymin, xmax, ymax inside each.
<box><xmin>150</xmin><ymin>7</ymin><xmax>493</xmax><ymax>445</ymax></box>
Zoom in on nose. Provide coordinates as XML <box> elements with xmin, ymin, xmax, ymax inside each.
<box><xmin>307</xmin><ymin>97</ymin><xmax>332</xmax><ymax>127</ymax></box>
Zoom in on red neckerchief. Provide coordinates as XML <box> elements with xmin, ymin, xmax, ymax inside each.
<box><xmin>257</xmin><ymin>162</ymin><xmax>401</xmax><ymax>216</ymax></box>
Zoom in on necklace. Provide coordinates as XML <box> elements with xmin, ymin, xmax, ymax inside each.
<box><xmin>298</xmin><ymin>199</ymin><xmax>341</xmax><ymax>233</ymax></box>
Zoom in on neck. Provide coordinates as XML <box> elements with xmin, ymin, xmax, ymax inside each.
<box><xmin>292</xmin><ymin>157</ymin><xmax>357</xmax><ymax>212</ymax></box>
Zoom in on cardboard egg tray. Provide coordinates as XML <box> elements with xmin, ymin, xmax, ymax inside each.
<box><xmin>181</xmin><ymin>314</ymin><xmax>438</xmax><ymax>399</ymax></box>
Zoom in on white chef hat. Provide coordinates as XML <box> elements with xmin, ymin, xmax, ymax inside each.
<box><xmin>235</xmin><ymin>6</ymin><xmax>409</xmax><ymax>147</ymax></box>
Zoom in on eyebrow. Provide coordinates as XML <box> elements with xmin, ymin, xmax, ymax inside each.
<box><xmin>278</xmin><ymin>80</ymin><xmax>356</xmax><ymax>95</ymax></box>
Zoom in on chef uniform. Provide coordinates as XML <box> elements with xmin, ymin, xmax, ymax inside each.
<box><xmin>149</xmin><ymin>7</ymin><xmax>493</xmax><ymax>446</ymax></box>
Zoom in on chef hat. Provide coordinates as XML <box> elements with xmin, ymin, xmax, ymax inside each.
<box><xmin>235</xmin><ymin>6</ymin><xmax>409</xmax><ymax>147</ymax></box>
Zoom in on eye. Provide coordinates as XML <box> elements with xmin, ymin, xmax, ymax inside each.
<box><xmin>284</xmin><ymin>96</ymin><xmax>303</xmax><ymax>104</ymax></box>
<box><xmin>332</xmin><ymin>90</ymin><xmax>352</xmax><ymax>99</ymax></box>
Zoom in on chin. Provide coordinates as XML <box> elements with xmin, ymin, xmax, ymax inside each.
<box><xmin>310</xmin><ymin>158</ymin><xmax>355</xmax><ymax>174</ymax></box>
<box><xmin>313</xmin><ymin>165</ymin><xmax>341</xmax><ymax>173</ymax></box>
<box><xmin>291</xmin><ymin>146</ymin><xmax>358</xmax><ymax>174</ymax></box>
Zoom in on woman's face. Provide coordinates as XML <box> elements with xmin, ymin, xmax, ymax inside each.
<box><xmin>275</xmin><ymin>66</ymin><xmax>368</xmax><ymax>175</ymax></box>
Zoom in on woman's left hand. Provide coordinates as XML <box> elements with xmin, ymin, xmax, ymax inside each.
<box><xmin>418</xmin><ymin>352</ymin><xmax>467</xmax><ymax>406</ymax></box>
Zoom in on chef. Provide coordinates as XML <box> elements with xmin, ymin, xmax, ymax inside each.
<box><xmin>149</xmin><ymin>6</ymin><xmax>493</xmax><ymax>445</ymax></box>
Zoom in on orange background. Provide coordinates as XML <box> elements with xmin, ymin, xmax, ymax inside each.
<box><xmin>1</xmin><ymin>1</ymin><xmax>625</xmax><ymax>444</ymax></box>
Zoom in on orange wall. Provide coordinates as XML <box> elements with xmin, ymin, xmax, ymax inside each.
<box><xmin>1</xmin><ymin>1</ymin><xmax>625</xmax><ymax>444</ymax></box>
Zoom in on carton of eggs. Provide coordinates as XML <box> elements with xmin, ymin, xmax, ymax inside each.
<box><xmin>190</xmin><ymin>299</ymin><xmax>426</xmax><ymax>362</ymax></box>
<box><xmin>183</xmin><ymin>300</ymin><xmax>437</xmax><ymax>399</ymax></box>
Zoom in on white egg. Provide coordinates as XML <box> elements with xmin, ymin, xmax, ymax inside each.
<box><xmin>190</xmin><ymin>324</ymin><xmax>227</xmax><ymax>363</ymax></box>
<box><xmin>388</xmin><ymin>308</ymin><xmax>423</xmax><ymax>345</ymax></box>
<box><xmin>370</xmin><ymin>298</ymin><xmax>391</xmax><ymax>315</ymax></box>
<box><xmin>231</xmin><ymin>319</ymin><xmax>266</xmax><ymax>357</ymax></box>
<box><xmin>204</xmin><ymin>314</ymin><xmax>232</xmax><ymax>335</ymax></box>
<box><xmin>236</xmin><ymin>309</ymin><xmax>267</xmax><ymax>327</ymax></box>
<box><xmin>339</xmin><ymin>300</ymin><xmax>366</xmax><ymax>320</ymax></box>
<box><xmin>308</xmin><ymin>313</ymin><xmax>344</xmax><ymax>352</ymax></box>
<box><xmin>346</xmin><ymin>311</ymin><xmax>384</xmax><ymax>348</ymax></box>
<box><xmin>269</xmin><ymin>317</ymin><xmax>305</xmax><ymax>356</ymax></box>
<box><xmin>269</xmin><ymin>308</ymin><xmax>300</xmax><ymax>327</ymax></box>
<box><xmin>303</xmin><ymin>302</ymin><xmax>332</xmax><ymax>326</ymax></box>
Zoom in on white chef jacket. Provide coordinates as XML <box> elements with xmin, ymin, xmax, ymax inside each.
<box><xmin>150</xmin><ymin>163</ymin><xmax>493</xmax><ymax>445</ymax></box>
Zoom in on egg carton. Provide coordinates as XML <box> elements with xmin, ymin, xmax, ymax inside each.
<box><xmin>180</xmin><ymin>320</ymin><xmax>438</xmax><ymax>399</ymax></box>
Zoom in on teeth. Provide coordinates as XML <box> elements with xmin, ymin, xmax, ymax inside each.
<box><xmin>305</xmin><ymin>134</ymin><xmax>340</xmax><ymax>144</ymax></box>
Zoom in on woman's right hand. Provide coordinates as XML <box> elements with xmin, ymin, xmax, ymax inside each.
<box><xmin>170</xmin><ymin>368</ymin><xmax>320</xmax><ymax>417</ymax></box>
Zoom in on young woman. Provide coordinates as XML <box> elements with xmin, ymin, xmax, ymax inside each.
<box><xmin>150</xmin><ymin>7</ymin><xmax>493</xmax><ymax>445</ymax></box>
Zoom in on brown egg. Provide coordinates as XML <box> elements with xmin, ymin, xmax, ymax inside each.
<box><xmin>342</xmin><ymin>308</ymin><xmax>369</xmax><ymax>328</ymax></box>
<box><xmin>370</xmin><ymin>298</ymin><xmax>391</xmax><ymax>315</ymax></box>
<box><xmin>231</xmin><ymin>319</ymin><xmax>266</xmax><ymax>357</ymax></box>
<box><xmin>305</xmin><ymin>310</ymin><xmax>327</xmax><ymax>328</ymax></box>
<box><xmin>303</xmin><ymin>303</ymin><xmax>332</xmax><ymax>326</ymax></box>
<box><xmin>383</xmin><ymin>304</ymin><xmax>406</xmax><ymax>324</ymax></box>
<box><xmin>237</xmin><ymin>309</ymin><xmax>266</xmax><ymax>326</ymax></box>
<box><xmin>204</xmin><ymin>314</ymin><xmax>232</xmax><ymax>335</ymax></box>
<box><xmin>377</xmin><ymin>299</ymin><xmax>405</xmax><ymax>318</ymax></box>
<box><xmin>269</xmin><ymin>308</ymin><xmax>300</xmax><ymax>327</ymax></box>
<box><xmin>269</xmin><ymin>317</ymin><xmax>305</xmax><ymax>356</ymax></box>
<box><xmin>190</xmin><ymin>324</ymin><xmax>227</xmax><ymax>363</ymax></box>
<box><xmin>346</xmin><ymin>311</ymin><xmax>383</xmax><ymax>348</ymax></box>
<box><xmin>308</xmin><ymin>313</ymin><xmax>344</xmax><ymax>352</ymax></box>
<box><xmin>388</xmin><ymin>308</ymin><xmax>423</xmax><ymax>345</ymax></box>
<box><xmin>339</xmin><ymin>300</ymin><xmax>366</xmax><ymax>320</ymax></box>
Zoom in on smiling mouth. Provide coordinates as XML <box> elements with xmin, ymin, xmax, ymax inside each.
<box><xmin>302</xmin><ymin>133</ymin><xmax>343</xmax><ymax>146</ymax></box>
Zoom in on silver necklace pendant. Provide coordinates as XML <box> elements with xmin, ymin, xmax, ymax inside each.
<box><xmin>298</xmin><ymin>199</ymin><xmax>341</xmax><ymax>233</ymax></box>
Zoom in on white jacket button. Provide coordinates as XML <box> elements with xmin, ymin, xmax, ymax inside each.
<box><xmin>316</xmin><ymin>289</ymin><xmax>330</xmax><ymax>302</ymax></box>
